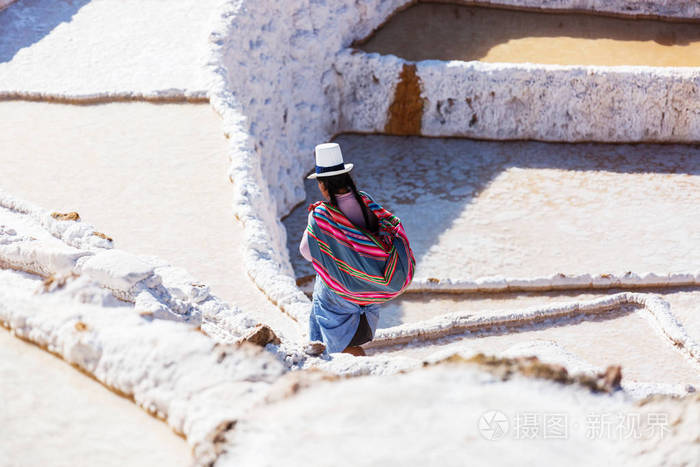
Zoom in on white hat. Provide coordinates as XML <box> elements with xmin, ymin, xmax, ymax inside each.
<box><xmin>307</xmin><ymin>142</ymin><xmax>354</xmax><ymax>179</ymax></box>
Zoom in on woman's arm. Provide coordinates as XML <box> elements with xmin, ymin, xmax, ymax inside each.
<box><xmin>299</xmin><ymin>211</ymin><xmax>313</xmax><ymax>262</ymax></box>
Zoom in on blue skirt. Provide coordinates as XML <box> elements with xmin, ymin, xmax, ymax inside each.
<box><xmin>308</xmin><ymin>276</ymin><xmax>380</xmax><ymax>353</ymax></box>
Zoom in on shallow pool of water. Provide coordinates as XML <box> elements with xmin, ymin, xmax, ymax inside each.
<box><xmin>360</xmin><ymin>3</ymin><xmax>700</xmax><ymax>67</ymax></box>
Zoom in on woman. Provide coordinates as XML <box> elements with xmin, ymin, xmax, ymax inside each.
<box><xmin>300</xmin><ymin>142</ymin><xmax>415</xmax><ymax>356</ymax></box>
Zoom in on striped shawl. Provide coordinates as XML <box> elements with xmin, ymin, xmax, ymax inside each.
<box><xmin>306</xmin><ymin>191</ymin><xmax>415</xmax><ymax>305</ymax></box>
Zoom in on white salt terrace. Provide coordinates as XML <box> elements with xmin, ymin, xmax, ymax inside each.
<box><xmin>0</xmin><ymin>100</ymin><xmax>299</xmax><ymax>464</ymax></box>
<box><xmin>0</xmin><ymin>318</ymin><xmax>191</xmax><ymax>467</ymax></box>
<box><xmin>0</xmin><ymin>100</ymin><xmax>300</xmax><ymax>341</ymax></box>
<box><xmin>283</xmin><ymin>133</ymin><xmax>700</xmax><ymax>385</ymax></box>
<box><xmin>2</xmin><ymin>104</ymin><xmax>698</xmax><ymax>387</ymax></box>
<box><xmin>2</xmin><ymin>0</ymin><xmax>700</xmax><ymax>464</ymax></box>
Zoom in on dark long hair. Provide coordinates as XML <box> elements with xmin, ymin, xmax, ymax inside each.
<box><xmin>318</xmin><ymin>173</ymin><xmax>378</xmax><ymax>233</ymax></box>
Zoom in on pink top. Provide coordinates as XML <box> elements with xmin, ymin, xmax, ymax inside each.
<box><xmin>299</xmin><ymin>192</ymin><xmax>366</xmax><ymax>262</ymax></box>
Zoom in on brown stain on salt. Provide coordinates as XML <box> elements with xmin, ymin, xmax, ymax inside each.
<box><xmin>433</xmin><ymin>353</ymin><xmax>623</xmax><ymax>393</ymax></box>
<box><xmin>384</xmin><ymin>63</ymin><xmax>424</xmax><ymax>136</ymax></box>
<box><xmin>51</xmin><ymin>211</ymin><xmax>80</xmax><ymax>221</ymax></box>
<box><xmin>41</xmin><ymin>272</ymin><xmax>79</xmax><ymax>292</ymax></box>
<box><xmin>92</xmin><ymin>231</ymin><xmax>113</xmax><ymax>242</ymax></box>
<box><xmin>0</xmin><ymin>94</ymin><xmax>209</xmax><ymax>105</ymax></box>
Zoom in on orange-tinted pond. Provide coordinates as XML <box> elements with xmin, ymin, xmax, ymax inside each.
<box><xmin>359</xmin><ymin>3</ymin><xmax>700</xmax><ymax>66</ymax></box>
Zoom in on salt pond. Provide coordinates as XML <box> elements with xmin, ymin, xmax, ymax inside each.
<box><xmin>0</xmin><ymin>290</ymin><xmax>191</xmax><ymax>467</ymax></box>
<box><xmin>0</xmin><ymin>100</ymin><xmax>300</xmax><ymax>340</ymax></box>
<box><xmin>373</xmin><ymin>290</ymin><xmax>700</xmax><ymax>386</ymax></box>
<box><xmin>360</xmin><ymin>3</ymin><xmax>700</xmax><ymax>66</ymax></box>
<box><xmin>0</xmin><ymin>0</ymin><xmax>218</xmax><ymax>96</ymax></box>
<box><xmin>285</xmin><ymin>134</ymin><xmax>700</xmax><ymax>284</ymax></box>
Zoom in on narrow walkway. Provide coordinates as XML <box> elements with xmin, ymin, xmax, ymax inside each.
<box><xmin>377</xmin><ymin>288</ymin><xmax>700</xmax><ymax>345</ymax></box>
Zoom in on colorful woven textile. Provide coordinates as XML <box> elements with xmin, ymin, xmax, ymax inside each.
<box><xmin>305</xmin><ymin>191</ymin><xmax>415</xmax><ymax>305</ymax></box>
